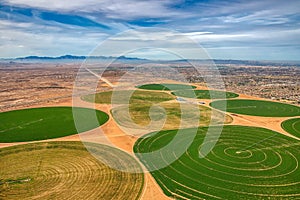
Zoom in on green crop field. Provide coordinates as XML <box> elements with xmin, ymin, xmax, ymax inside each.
<box><xmin>281</xmin><ymin>118</ymin><xmax>300</xmax><ymax>138</ymax></box>
<box><xmin>134</xmin><ymin>125</ymin><xmax>300</xmax><ymax>199</ymax></box>
<box><xmin>172</xmin><ymin>90</ymin><xmax>239</xmax><ymax>99</ymax></box>
<box><xmin>136</xmin><ymin>83</ymin><xmax>196</xmax><ymax>91</ymax></box>
<box><xmin>112</xmin><ymin>102</ymin><xmax>232</xmax><ymax>131</ymax></box>
<box><xmin>0</xmin><ymin>107</ymin><xmax>109</xmax><ymax>142</ymax></box>
<box><xmin>210</xmin><ymin>99</ymin><xmax>300</xmax><ymax>117</ymax></box>
<box><xmin>81</xmin><ymin>90</ymin><xmax>175</xmax><ymax>104</ymax></box>
<box><xmin>0</xmin><ymin>141</ymin><xmax>144</xmax><ymax>199</ymax></box>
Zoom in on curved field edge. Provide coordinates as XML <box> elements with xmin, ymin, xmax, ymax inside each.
<box><xmin>0</xmin><ymin>141</ymin><xmax>144</xmax><ymax>200</ymax></box>
<box><xmin>210</xmin><ymin>99</ymin><xmax>300</xmax><ymax>117</ymax></box>
<box><xmin>172</xmin><ymin>90</ymin><xmax>239</xmax><ymax>99</ymax></box>
<box><xmin>133</xmin><ymin>125</ymin><xmax>300</xmax><ymax>199</ymax></box>
<box><xmin>111</xmin><ymin>102</ymin><xmax>233</xmax><ymax>131</ymax></box>
<box><xmin>136</xmin><ymin>83</ymin><xmax>197</xmax><ymax>91</ymax></box>
<box><xmin>281</xmin><ymin>118</ymin><xmax>300</xmax><ymax>138</ymax></box>
<box><xmin>81</xmin><ymin>90</ymin><xmax>175</xmax><ymax>104</ymax></box>
<box><xmin>0</xmin><ymin>107</ymin><xmax>109</xmax><ymax>143</ymax></box>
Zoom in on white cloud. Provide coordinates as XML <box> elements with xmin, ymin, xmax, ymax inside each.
<box><xmin>3</xmin><ymin>0</ymin><xmax>103</xmax><ymax>11</ymax></box>
<box><xmin>3</xmin><ymin>0</ymin><xmax>187</xmax><ymax>20</ymax></box>
<box><xmin>0</xmin><ymin>19</ymin><xmax>109</xmax><ymax>58</ymax></box>
<box><xmin>1</xmin><ymin>0</ymin><xmax>300</xmax><ymax>60</ymax></box>
<box><xmin>180</xmin><ymin>32</ymin><xmax>213</xmax><ymax>36</ymax></box>
<box><xmin>110</xmin><ymin>30</ymin><xmax>252</xmax><ymax>43</ymax></box>
<box><xmin>222</xmin><ymin>10</ymin><xmax>290</xmax><ymax>25</ymax></box>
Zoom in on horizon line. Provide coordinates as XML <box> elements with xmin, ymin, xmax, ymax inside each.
<box><xmin>1</xmin><ymin>54</ymin><xmax>300</xmax><ymax>63</ymax></box>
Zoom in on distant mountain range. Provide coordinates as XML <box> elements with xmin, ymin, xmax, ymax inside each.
<box><xmin>15</xmin><ymin>55</ymin><xmax>148</xmax><ymax>61</ymax></box>
<box><xmin>1</xmin><ymin>55</ymin><xmax>299</xmax><ymax>66</ymax></box>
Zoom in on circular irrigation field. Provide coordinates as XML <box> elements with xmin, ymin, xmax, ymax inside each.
<box><xmin>281</xmin><ymin>118</ymin><xmax>300</xmax><ymax>138</ymax></box>
<box><xmin>136</xmin><ymin>83</ymin><xmax>196</xmax><ymax>91</ymax></box>
<box><xmin>0</xmin><ymin>107</ymin><xmax>109</xmax><ymax>143</ymax></box>
<box><xmin>210</xmin><ymin>99</ymin><xmax>300</xmax><ymax>117</ymax></box>
<box><xmin>172</xmin><ymin>90</ymin><xmax>239</xmax><ymax>99</ymax></box>
<box><xmin>134</xmin><ymin>125</ymin><xmax>300</xmax><ymax>199</ymax></box>
<box><xmin>81</xmin><ymin>90</ymin><xmax>175</xmax><ymax>104</ymax></box>
<box><xmin>0</xmin><ymin>141</ymin><xmax>144</xmax><ymax>199</ymax></box>
<box><xmin>112</xmin><ymin>102</ymin><xmax>232</xmax><ymax>131</ymax></box>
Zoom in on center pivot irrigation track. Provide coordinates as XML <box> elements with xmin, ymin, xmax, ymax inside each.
<box><xmin>0</xmin><ymin>141</ymin><xmax>144</xmax><ymax>200</ymax></box>
<box><xmin>171</xmin><ymin>90</ymin><xmax>239</xmax><ymax>99</ymax></box>
<box><xmin>210</xmin><ymin>99</ymin><xmax>300</xmax><ymax>117</ymax></box>
<box><xmin>281</xmin><ymin>118</ymin><xmax>300</xmax><ymax>138</ymax></box>
<box><xmin>136</xmin><ymin>83</ymin><xmax>197</xmax><ymax>91</ymax></box>
<box><xmin>0</xmin><ymin>107</ymin><xmax>109</xmax><ymax>143</ymax></box>
<box><xmin>134</xmin><ymin>125</ymin><xmax>300</xmax><ymax>199</ymax></box>
<box><xmin>112</xmin><ymin>102</ymin><xmax>232</xmax><ymax>131</ymax></box>
<box><xmin>81</xmin><ymin>90</ymin><xmax>175</xmax><ymax>104</ymax></box>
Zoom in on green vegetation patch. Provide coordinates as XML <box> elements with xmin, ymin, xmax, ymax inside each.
<box><xmin>112</xmin><ymin>102</ymin><xmax>232</xmax><ymax>131</ymax></box>
<box><xmin>281</xmin><ymin>118</ymin><xmax>300</xmax><ymax>138</ymax></box>
<box><xmin>0</xmin><ymin>107</ymin><xmax>109</xmax><ymax>142</ymax></box>
<box><xmin>0</xmin><ymin>141</ymin><xmax>144</xmax><ymax>200</ymax></box>
<box><xmin>172</xmin><ymin>90</ymin><xmax>239</xmax><ymax>99</ymax></box>
<box><xmin>134</xmin><ymin>125</ymin><xmax>300</xmax><ymax>199</ymax></box>
<box><xmin>81</xmin><ymin>90</ymin><xmax>175</xmax><ymax>104</ymax></box>
<box><xmin>137</xmin><ymin>83</ymin><xmax>196</xmax><ymax>91</ymax></box>
<box><xmin>210</xmin><ymin>99</ymin><xmax>300</xmax><ymax>117</ymax></box>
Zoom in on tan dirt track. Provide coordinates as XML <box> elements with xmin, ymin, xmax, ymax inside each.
<box><xmin>1</xmin><ymin>82</ymin><xmax>299</xmax><ymax>200</ymax></box>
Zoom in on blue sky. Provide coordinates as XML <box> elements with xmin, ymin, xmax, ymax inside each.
<box><xmin>0</xmin><ymin>0</ymin><xmax>300</xmax><ymax>60</ymax></box>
